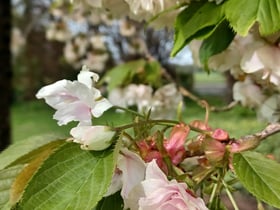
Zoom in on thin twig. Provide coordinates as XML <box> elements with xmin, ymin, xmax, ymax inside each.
<box><xmin>210</xmin><ymin>101</ymin><xmax>239</xmax><ymax>112</ymax></box>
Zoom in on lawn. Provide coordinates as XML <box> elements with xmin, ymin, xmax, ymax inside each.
<box><xmin>11</xmin><ymin>98</ymin><xmax>280</xmax><ymax>161</ymax></box>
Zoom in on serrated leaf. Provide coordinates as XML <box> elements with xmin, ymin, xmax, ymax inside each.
<box><xmin>10</xmin><ymin>141</ymin><xmax>65</xmax><ymax>205</ymax></box>
<box><xmin>0</xmin><ymin>134</ymin><xmax>65</xmax><ymax>170</ymax></box>
<box><xmin>94</xmin><ymin>191</ymin><xmax>123</xmax><ymax>210</ymax></box>
<box><xmin>199</xmin><ymin>20</ymin><xmax>235</xmax><ymax>71</ymax></box>
<box><xmin>17</xmin><ymin>142</ymin><xmax>119</xmax><ymax>210</ymax></box>
<box><xmin>224</xmin><ymin>0</ymin><xmax>280</xmax><ymax>36</ymax></box>
<box><xmin>0</xmin><ymin>165</ymin><xmax>24</xmax><ymax>210</ymax></box>
<box><xmin>233</xmin><ymin>151</ymin><xmax>280</xmax><ymax>208</ymax></box>
<box><xmin>171</xmin><ymin>2</ymin><xmax>224</xmax><ymax>56</ymax></box>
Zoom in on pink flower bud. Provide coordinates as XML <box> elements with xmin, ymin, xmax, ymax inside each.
<box><xmin>204</xmin><ymin>139</ymin><xmax>226</xmax><ymax>163</ymax></box>
<box><xmin>164</xmin><ymin>124</ymin><xmax>190</xmax><ymax>165</ymax></box>
<box><xmin>211</xmin><ymin>128</ymin><xmax>229</xmax><ymax>141</ymax></box>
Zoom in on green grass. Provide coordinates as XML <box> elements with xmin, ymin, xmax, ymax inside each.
<box><xmin>195</xmin><ymin>71</ymin><xmax>226</xmax><ymax>83</ymax></box>
<box><xmin>11</xmin><ymin>99</ymin><xmax>280</xmax><ymax>160</ymax></box>
<box><xmin>11</xmin><ymin>101</ymin><xmax>73</xmax><ymax>141</ymax></box>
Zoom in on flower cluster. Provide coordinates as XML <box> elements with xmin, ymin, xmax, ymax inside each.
<box><xmin>37</xmin><ymin>67</ymin><xmax>261</xmax><ymax>209</ymax></box>
<box><xmin>108</xmin><ymin>83</ymin><xmax>183</xmax><ymax>119</ymax></box>
<box><xmin>190</xmin><ymin>27</ymin><xmax>280</xmax><ymax>123</ymax></box>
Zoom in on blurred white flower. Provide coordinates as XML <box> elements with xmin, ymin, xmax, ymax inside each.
<box><xmin>109</xmin><ymin>83</ymin><xmax>182</xmax><ymax>119</ymax></box>
<box><xmin>74</xmin><ymin>35</ymin><xmax>89</xmax><ymax>56</ymax></box>
<box><xmin>241</xmin><ymin>43</ymin><xmax>280</xmax><ymax>85</ymax></box>
<box><xmin>70</xmin><ymin>125</ymin><xmax>115</xmax><ymax>150</ymax></box>
<box><xmin>233</xmin><ymin>77</ymin><xmax>266</xmax><ymax>108</ymax></box>
<box><xmin>119</xmin><ymin>19</ymin><xmax>136</xmax><ymax>37</ymax></box>
<box><xmin>82</xmin><ymin>52</ymin><xmax>109</xmax><ymax>72</ymax></box>
<box><xmin>108</xmin><ymin>88</ymin><xmax>127</xmax><ymax>108</ymax></box>
<box><xmin>90</xmin><ymin>35</ymin><xmax>107</xmax><ymax>50</ymax></box>
<box><xmin>36</xmin><ymin>66</ymin><xmax>112</xmax><ymax>125</ymax></box>
<box><xmin>46</xmin><ymin>22</ymin><xmax>71</xmax><ymax>42</ymax></box>
<box><xmin>151</xmin><ymin>83</ymin><xmax>183</xmax><ymax>119</ymax></box>
<box><xmin>64</xmin><ymin>41</ymin><xmax>79</xmax><ymax>64</ymax></box>
<box><xmin>257</xmin><ymin>94</ymin><xmax>280</xmax><ymax>123</ymax></box>
<box><xmin>125</xmin><ymin>84</ymin><xmax>153</xmax><ymax>112</ymax></box>
<box><xmin>124</xmin><ymin>0</ymin><xmax>164</xmax><ymax>16</ymax></box>
<box><xmin>126</xmin><ymin>37</ymin><xmax>148</xmax><ymax>56</ymax></box>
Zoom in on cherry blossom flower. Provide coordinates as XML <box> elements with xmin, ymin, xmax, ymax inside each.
<box><xmin>241</xmin><ymin>42</ymin><xmax>280</xmax><ymax>85</ymax></box>
<box><xmin>117</xmin><ymin>148</ymin><xmax>146</xmax><ymax>208</ymax></box>
<box><xmin>257</xmin><ymin>94</ymin><xmax>280</xmax><ymax>123</ymax></box>
<box><xmin>36</xmin><ymin>66</ymin><xmax>112</xmax><ymax>126</ymax></box>
<box><xmin>126</xmin><ymin>160</ymin><xmax>208</xmax><ymax>210</ymax></box>
<box><xmin>70</xmin><ymin>125</ymin><xmax>115</xmax><ymax>150</ymax></box>
<box><xmin>151</xmin><ymin>83</ymin><xmax>183</xmax><ymax>119</ymax></box>
<box><xmin>233</xmin><ymin>77</ymin><xmax>266</xmax><ymax>108</ymax></box>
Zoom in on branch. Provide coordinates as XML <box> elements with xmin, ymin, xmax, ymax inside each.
<box><xmin>210</xmin><ymin>101</ymin><xmax>239</xmax><ymax>112</ymax></box>
<box><xmin>256</xmin><ymin>123</ymin><xmax>280</xmax><ymax>140</ymax></box>
<box><xmin>232</xmin><ymin>123</ymin><xmax>280</xmax><ymax>152</ymax></box>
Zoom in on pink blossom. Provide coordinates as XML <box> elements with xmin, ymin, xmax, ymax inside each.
<box><xmin>36</xmin><ymin>66</ymin><xmax>112</xmax><ymax>126</ymax></box>
<box><xmin>127</xmin><ymin>160</ymin><xmax>208</xmax><ymax>210</ymax></box>
<box><xmin>211</xmin><ymin>128</ymin><xmax>229</xmax><ymax>141</ymax></box>
<box><xmin>164</xmin><ymin>124</ymin><xmax>189</xmax><ymax>165</ymax></box>
<box><xmin>117</xmin><ymin>148</ymin><xmax>146</xmax><ymax>206</ymax></box>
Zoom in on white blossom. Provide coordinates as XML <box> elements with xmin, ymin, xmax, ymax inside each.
<box><xmin>257</xmin><ymin>94</ymin><xmax>280</xmax><ymax>123</ymax></box>
<box><xmin>70</xmin><ymin>125</ymin><xmax>115</xmax><ymax>150</ymax></box>
<box><xmin>36</xmin><ymin>66</ymin><xmax>112</xmax><ymax>126</ymax></box>
<box><xmin>233</xmin><ymin>77</ymin><xmax>266</xmax><ymax>108</ymax></box>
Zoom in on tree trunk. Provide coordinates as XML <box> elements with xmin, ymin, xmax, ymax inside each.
<box><xmin>0</xmin><ymin>0</ymin><xmax>12</xmax><ymax>151</ymax></box>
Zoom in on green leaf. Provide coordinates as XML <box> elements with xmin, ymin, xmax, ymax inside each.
<box><xmin>142</xmin><ymin>61</ymin><xmax>162</xmax><ymax>88</ymax></box>
<box><xmin>10</xmin><ymin>141</ymin><xmax>65</xmax><ymax>206</ymax></box>
<box><xmin>0</xmin><ymin>165</ymin><xmax>24</xmax><ymax>210</ymax></box>
<box><xmin>17</xmin><ymin>142</ymin><xmax>119</xmax><ymax>210</ymax></box>
<box><xmin>0</xmin><ymin>134</ymin><xmax>65</xmax><ymax>170</ymax></box>
<box><xmin>94</xmin><ymin>191</ymin><xmax>123</xmax><ymax>210</ymax></box>
<box><xmin>233</xmin><ymin>151</ymin><xmax>280</xmax><ymax>208</ymax></box>
<box><xmin>224</xmin><ymin>0</ymin><xmax>280</xmax><ymax>35</ymax></box>
<box><xmin>199</xmin><ymin>20</ymin><xmax>235</xmax><ymax>71</ymax></box>
<box><xmin>171</xmin><ymin>2</ymin><xmax>224</xmax><ymax>56</ymax></box>
<box><xmin>100</xmin><ymin>59</ymin><xmax>146</xmax><ymax>91</ymax></box>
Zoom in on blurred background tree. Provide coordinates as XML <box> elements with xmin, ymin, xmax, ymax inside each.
<box><xmin>0</xmin><ymin>0</ymin><xmax>12</xmax><ymax>151</ymax></box>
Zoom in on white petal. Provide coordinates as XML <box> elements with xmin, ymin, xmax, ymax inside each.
<box><xmin>78</xmin><ymin>65</ymin><xmax>99</xmax><ymax>87</ymax></box>
<box><xmin>36</xmin><ymin>80</ymin><xmax>67</xmax><ymax>99</ymax></box>
<box><xmin>241</xmin><ymin>48</ymin><xmax>265</xmax><ymax>73</ymax></box>
<box><xmin>91</xmin><ymin>98</ymin><xmax>113</xmax><ymax>117</ymax></box>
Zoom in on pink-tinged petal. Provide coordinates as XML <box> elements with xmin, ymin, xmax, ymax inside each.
<box><xmin>145</xmin><ymin>159</ymin><xmax>167</xmax><ymax>181</ymax></box>
<box><xmin>241</xmin><ymin>48</ymin><xmax>265</xmax><ymax>73</ymax></box>
<box><xmin>204</xmin><ymin>138</ymin><xmax>226</xmax><ymax>163</ymax></box>
<box><xmin>53</xmin><ymin>101</ymin><xmax>91</xmax><ymax>126</ymax></box>
<box><xmin>118</xmin><ymin>149</ymin><xmax>146</xmax><ymax>199</ymax></box>
<box><xmin>137</xmin><ymin>161</ymin><xmax>208</xmax><ymax>210</ymax></box>
<box><xmin>36</xmin><ymin>68</ymin><xmax>111</xmax><ymax>126</ymax></box>
<box><xmin>164</xmin><ymin>124</ymin><xmax>189</xmax><ymax>165</ymax></box>
<box><xmin>104</xmin><ymin>168</ymin><xmax>122</xmax><ymax>197</ymax></box>
<box><xmin>91</xmin><ymin>98</ymin><xmax>113</xmax><ymax>117</ymax></box>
